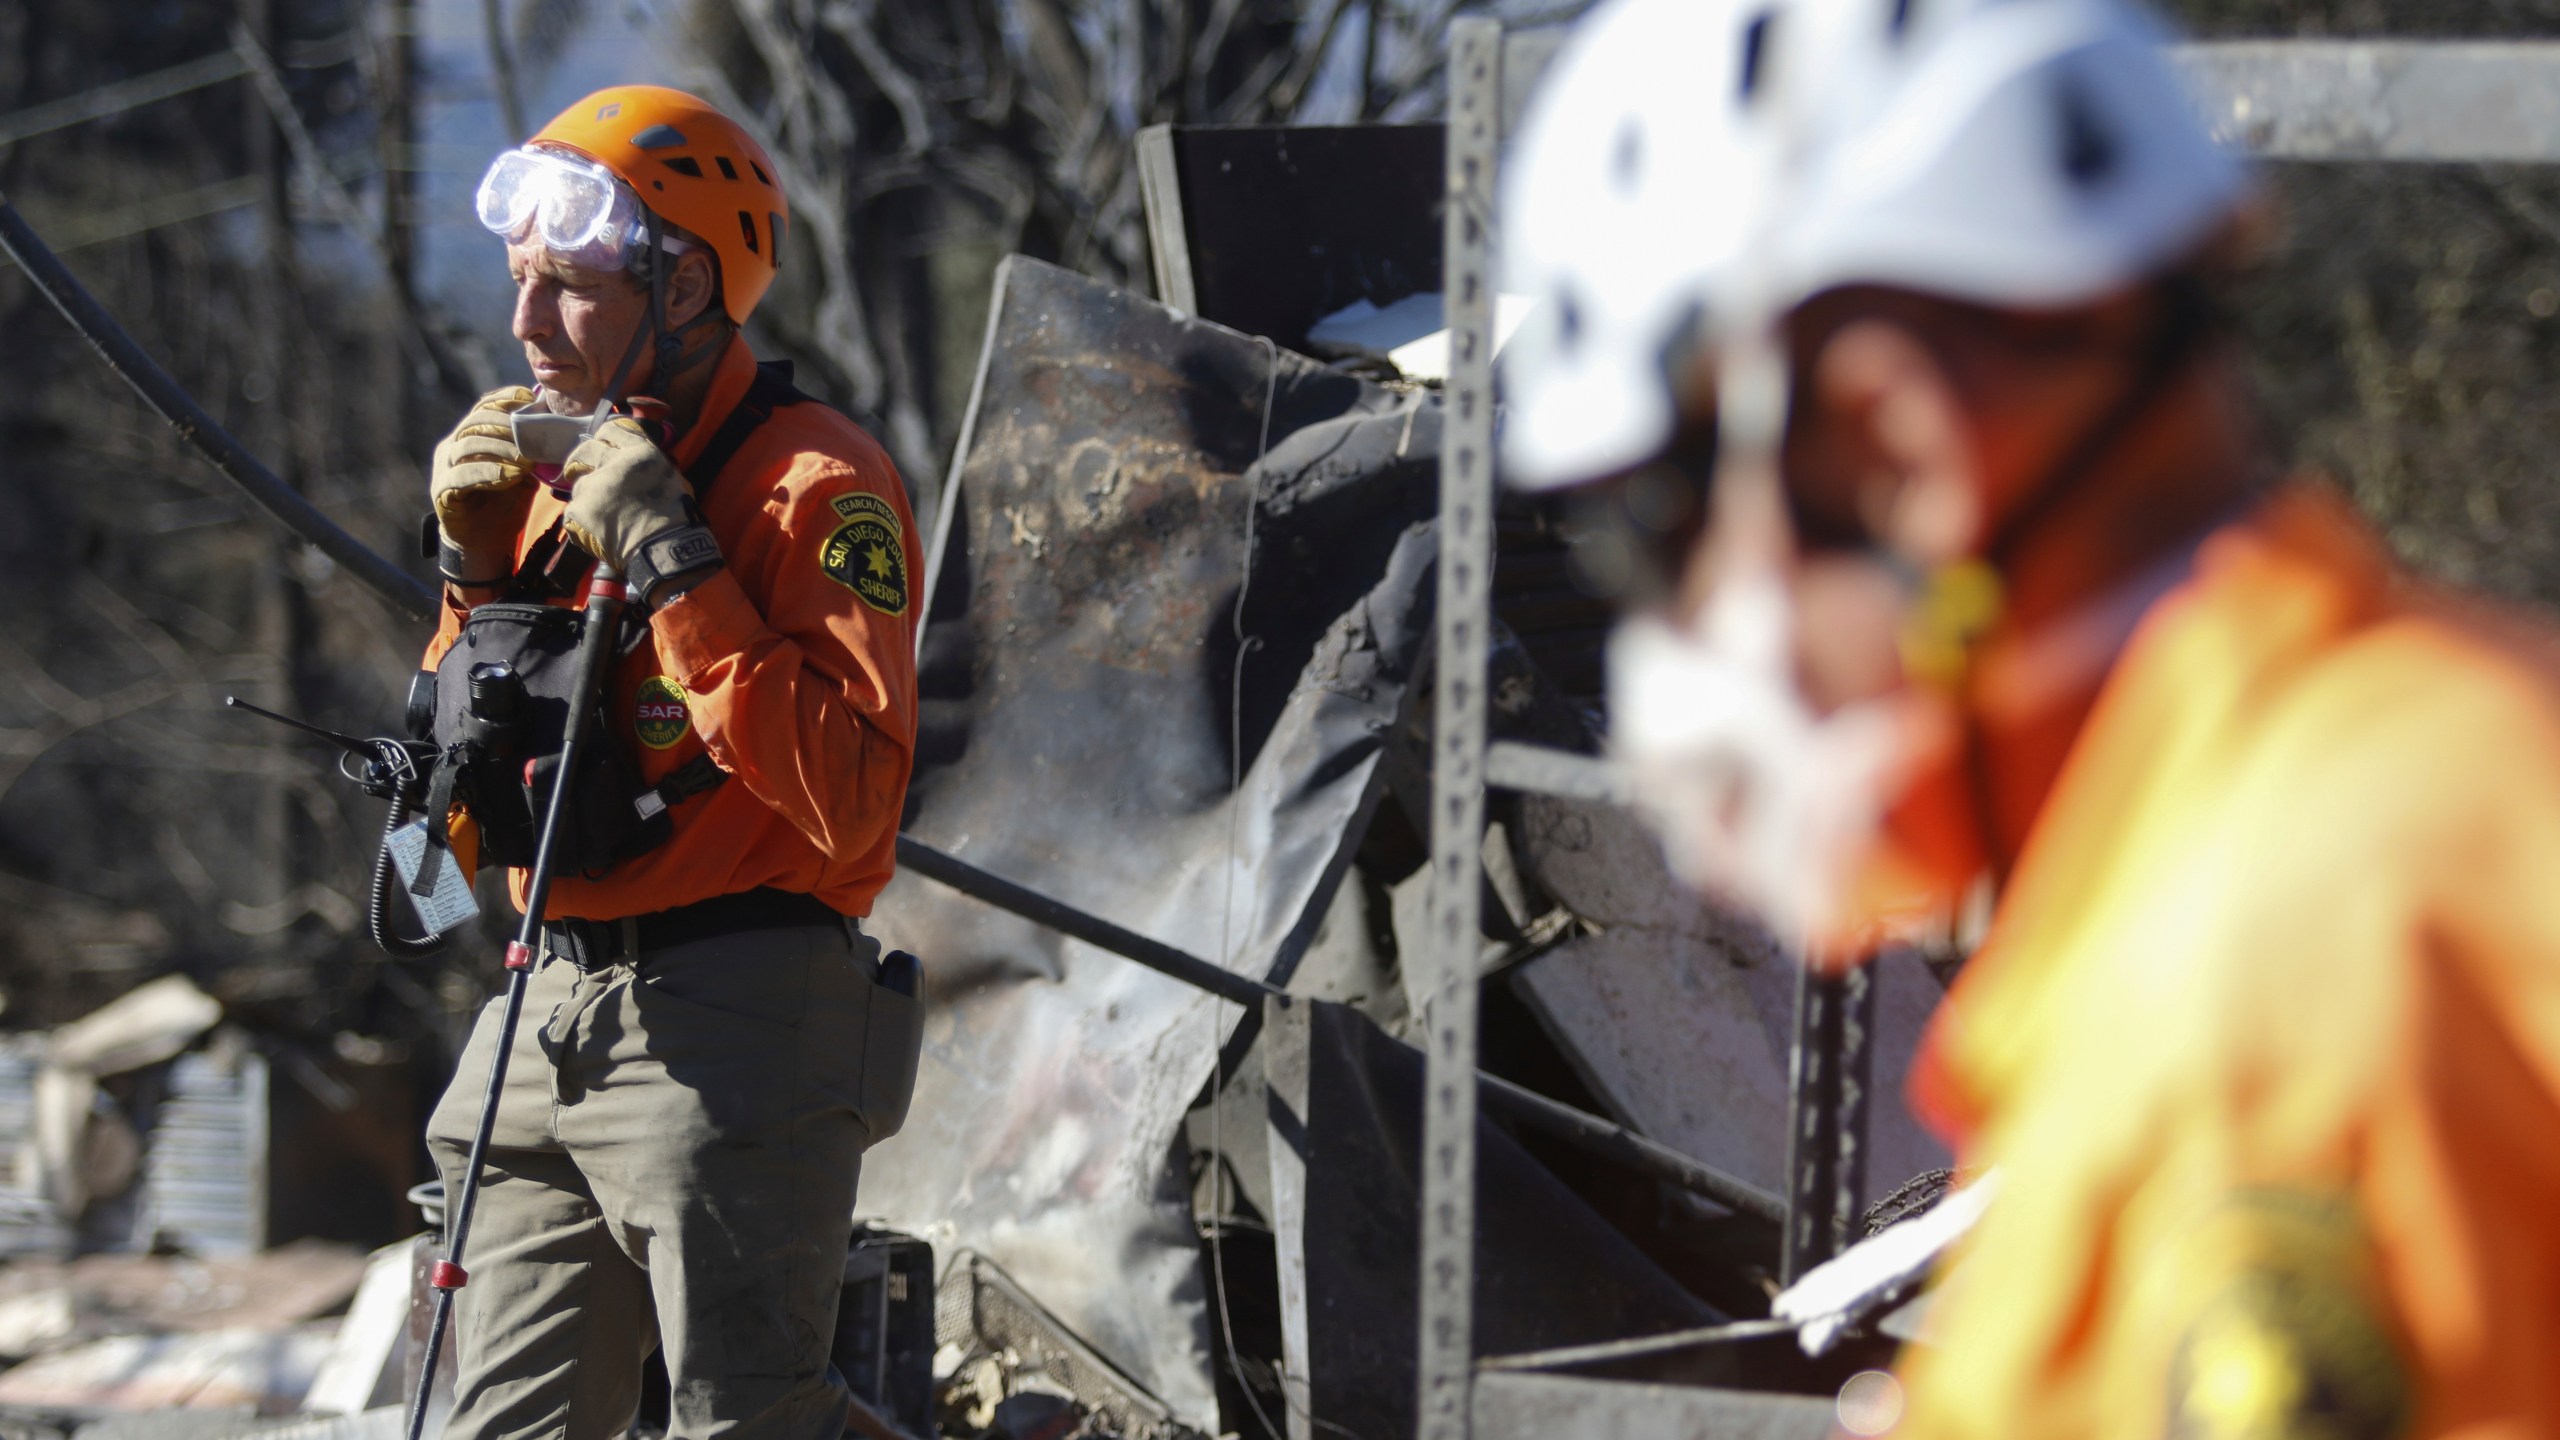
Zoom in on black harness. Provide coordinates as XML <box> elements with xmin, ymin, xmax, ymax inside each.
<box><xmin>408</xmin><ymin>362</ymin><xmax>814</xmax><ymax>886</ymax></box>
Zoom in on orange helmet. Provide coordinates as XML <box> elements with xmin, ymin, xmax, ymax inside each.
<box><xmin>523</xmin><ymin>86</ymin><xmax>788</xmax><ymax>325</ymax></box>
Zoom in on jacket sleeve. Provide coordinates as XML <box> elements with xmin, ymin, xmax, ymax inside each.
<box><xmin>646</xmin><ymin>457</ymin><xmax>918</xmax><ymax>860</ymax></box>
<box><xmin>420</xmin><ymin>588</ymin><xmax>468</xmax><ymax>669</ymax></box>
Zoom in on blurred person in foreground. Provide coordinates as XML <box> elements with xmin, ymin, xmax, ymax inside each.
<box><xmin>1503</xmin><ymin>0</ymin><xmax>2560</xmax><ymax>1435</ymax></box>
<box><xmin>421</xmin><ymin>86</ymin><xmax>919</xmax><ymax>1438</ymax></box>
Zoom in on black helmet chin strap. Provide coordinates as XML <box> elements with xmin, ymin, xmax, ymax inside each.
<box><xmin>1949</xmin><ymin>274</ymin><xmax>2220</xmax><ymax>886</ymax></box>
<box><xmin>591</xmin><ymin>219</ymin><xmax>725</xmax><ymax>414</ymax></box>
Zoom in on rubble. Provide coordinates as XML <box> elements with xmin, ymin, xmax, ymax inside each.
<box><xmin>0</xmin><ymin>1325</ymin><xmax>336</xmax><ymax>1416</ymax></box>
<box><xmin>0</xmin><ymin>1243</ymin><xmax>364</xmax><ymax>1422</ymax></box>
<box><xmin>863</xmin><ymin>253</ymin><xmax>1438</xmax><ymax>1428</ymax></box>
<box><xmin>0</xmin><ymin>1243</ymin><xmax>367</xmax><ymax>1352</ymax></box>
<box><xmin>1506</xmin><ymin>794</ymin><xmax>1954</xmax><ymax>1206</ymax></box>
<box><xmin>0</xmin><ymin>193</ymin><xmax>1954</xmax><ymax>1440</ymax></box>
<box><xmin>0</xmin><ymin>30</ymin><xmax>2028</xmax><ymax>1439</ymax></box>
<box><xmin>841</xmin><ymin>240</ymin><xmax>1956</xmax><ymax>1437</ymax></box>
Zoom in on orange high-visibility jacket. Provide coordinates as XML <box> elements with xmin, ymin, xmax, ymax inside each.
<box><xmin>420</xmin><ymin>338</ymin><xmax>919</xmax><ymax>920</ymax></box>
<box><xmin>1899</xmin><ymin>487</ymin><xmax>2560</xmax><ymax>1440</ymax></box>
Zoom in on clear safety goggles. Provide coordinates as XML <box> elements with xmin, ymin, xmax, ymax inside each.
<box><xmin>475</xmin><ymin>145</ymin><xmax>688</xmax><ymax>272</ymax></box>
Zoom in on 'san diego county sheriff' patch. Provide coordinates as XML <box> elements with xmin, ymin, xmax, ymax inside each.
<box><xmin>2159</xmin><ymin>1189</ymin><xmax>2411</xmax><ymax>1440</ymax></box>
<box><xmin>819</xmin><ymin>491</ymin><xmax>908</xmax><ymax>615</ymax></box>
<box><xmin>634</xmin><ymin>675</ymin><xmax>693</xmax><ymax>750</ymax></box>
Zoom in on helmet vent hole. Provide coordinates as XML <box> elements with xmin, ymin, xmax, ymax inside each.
<box><xmin>1558</xmin><ymin>290</ymin><xmax>1584</xmax><ymax>351</ymax></box>
<box><xmin>1886</xmin><ymin>0</ymin><xmax>1915</xmax><ymax>39</ymax></box>
<box><xmin>1738</xmin><ymin>11</ymin><xmax>1776</xmax><ymax>102</ymax></box>
<box><xmin>662</xmin><ymin>156</ymin><xmax>705</xmax><ymax>178</ymax></box>
<box><xmin>631</xmin><ymin>124</ymin><xmax>687</xmax><ymax>150</ymax></box>
<box><xmin>2054</xmin><ymin>77</ymin><xmax>2118</xmax><ymax>186</ymax></box>
<box><xmin>715</xmin><ymin>155</ymin><xmax>739</xmax><ymax>181</ymax></box>
<box><xmin>1611</xmin><ymin>120</ymin><xmax>1645</xmax><ymax>194</ymax></box>
<box><xmin>750</xmin><ymin>159</ymin><xmax>773</xmax><ymax>187</ymax></box>
<box><xmin>738</xmin><ymin>210</ymin><xmax>761</xmax><ymax>256</ymax></box>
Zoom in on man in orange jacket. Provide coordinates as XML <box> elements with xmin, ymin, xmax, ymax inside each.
<box><xmin>419</xmin><ymin>87</ymin><xmax>919</xmax><ymax>1440</ymax></box>
<box><xmin>1502</xmin><ymin>0</ymin><xmax>2560</xmax><ymax>1435</ymax></box>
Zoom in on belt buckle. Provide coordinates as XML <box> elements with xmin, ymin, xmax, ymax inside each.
<box><xmin>548</xmin><ymin>917</ymin><xmax>601</xmax><ymax>972</ymax></box>
<box><xmin>549</xmin><ymin>915</ymin><xmax>641</xmax><ymax>972</ymax></box>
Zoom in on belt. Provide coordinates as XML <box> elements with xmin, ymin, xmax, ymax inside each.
<box><xmin>542</xmin><ymin>887</ymin><xmax>845</xmax><ymax>971</ymax></box>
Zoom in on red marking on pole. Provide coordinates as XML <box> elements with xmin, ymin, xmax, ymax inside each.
<box><xmin>589</xmin><ymin>578</ymin><xmax>630</xmax><ymax>603</ymax></box>
<box><xmin>431</xmin><ymin>1260</ymin><xmax>469</xmax><ymax>1290</ymax></box>
<box><xmin>504</xmin><ymin>941</ymin><xmax>534</xmax><ymax>971</ymax></box>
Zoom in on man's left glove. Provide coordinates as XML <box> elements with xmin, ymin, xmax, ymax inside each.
<box><xmin>557</xmin><ymin>416</ymin><xmax>724</xmax><ymax>607</ymax></box>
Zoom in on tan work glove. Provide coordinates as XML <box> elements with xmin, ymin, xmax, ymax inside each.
<box><xmin>558</xmin><ymin>416</ymin><xmax>724</xmax><ymax>606</ymax></box>
<box><xmin>429</xmin><ymin>386</ymin><xmax>541</xmax><ymax>587</ymax></box>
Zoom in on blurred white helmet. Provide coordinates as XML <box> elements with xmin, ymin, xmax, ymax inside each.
<box><xmin>1500</xmin><ymin>0</ymin><xmax>2251</xmax><ymax>491</ymax></box>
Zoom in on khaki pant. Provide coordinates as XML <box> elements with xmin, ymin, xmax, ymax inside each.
<box><xmin>426</xmin><ymin>920</ymin><xmax>895</xmax><ymax>1440</ymax></box>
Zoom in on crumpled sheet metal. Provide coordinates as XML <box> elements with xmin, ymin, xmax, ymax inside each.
<box><xmin>1276</xmin><ymin>1000</ymin><xmax>1717</xmax><ymax>1440</ymax></box>
<box><xmin>1509</xmin><ymin>796</ymin><xmax>1952</xmax><ymax>1210</ymax></box>
<box><xmin>860</xmin><ymin>256</ymin><xmax>1434</xmax><ymax>1425</ymax></box>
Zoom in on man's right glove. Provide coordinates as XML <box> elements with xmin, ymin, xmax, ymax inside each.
<box><xmin>557</xmin><ymin>416</ymin><xmax>723</xmax><ymax>607</ymax></box>
<box><xmin>429</xmin><ymin>386</ymin><xmax>541</xmax><ymax>589</ymax></box>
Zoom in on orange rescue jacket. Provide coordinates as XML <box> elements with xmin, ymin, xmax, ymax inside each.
<box><xmin>420</xmin><ymin>337</ymin><xmax>919</xmax><ymax>921</ymax></box>
<box><xmin>1896</xmin><ymin>486</ymin><xmax>2560</xmax><ymax>1440</ymax></box>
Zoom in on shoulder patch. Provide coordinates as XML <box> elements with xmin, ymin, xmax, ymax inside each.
<box><xmin>2160</xmin><ymin>1190</ymin><xmax>2410</xmax><ymax>1440</ymax></box>
<box><xmin>819</xmin><ymin>490</ymin><xmax>909</xmax><ymax>615</ymax></box>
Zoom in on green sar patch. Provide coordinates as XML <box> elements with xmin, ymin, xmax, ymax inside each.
<box><xmin>633</xmin><ymin>675</ymin><xmax>692</xmax><ymax>750</ymax></box>
<box><xmin>819</xmin><ymin>491</ymin><xmax>908</xmax><ymax>615</ymax></box>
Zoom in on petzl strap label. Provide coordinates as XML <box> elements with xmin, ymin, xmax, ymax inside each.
<box><xmin>387</xmin><ymin>820</ymin><xmax>481</xmax><ymax>938</ymax></box>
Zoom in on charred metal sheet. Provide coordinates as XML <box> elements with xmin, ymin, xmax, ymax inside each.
<box><xmin>1469</xmin><ymin>1372</ymin><xmax>1835</xmax><ymax>1440</ymax></box>
<box><xmin>934</xmin><ymin>1251</ymin><xmax>1201</xmax><ymax>1440</ymax></box>
<box><xmin>860</xmin><ymin>256</ymin><xmax>1433</xmax><ymax>1426</ymax></box>
<box><xmin>1133</xmin><ymin>124</ymin><xmax>1444</xmax><ymax>354</ymax></box>
<box><xmin>1509</xmin><ymin>795</ymin><xmax>1952</xmax><ymax>1216</ymax></box>
<box><xmin>1269</xmin><ymin>1000</ymin><xmax>1717</xmax><ymax>1440</ymax></box>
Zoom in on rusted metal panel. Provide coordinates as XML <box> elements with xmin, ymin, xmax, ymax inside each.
<box><xmin>861</xmin><ymin>255</ymin><xmax>1432</xmax><ymax>1427</ymax></box>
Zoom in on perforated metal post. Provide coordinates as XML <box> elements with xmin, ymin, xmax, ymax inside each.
<box><xmin>1419</xmin><ymin>20</ymin><xmax>1502</xmax><ymax>1440</ymax></box>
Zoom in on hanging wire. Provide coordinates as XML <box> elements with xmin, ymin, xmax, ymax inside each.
<box><xmin>1207</xmin><ymin>337</ymin><xmax>1371</xmax><ymax>1440</ymax></box>
<box><xmin>1209</xmin><ymin>334</ymin><xmax>1286</xmax><ymax>1440</ymax></box>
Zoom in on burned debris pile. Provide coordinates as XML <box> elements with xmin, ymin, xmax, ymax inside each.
<box><xmin>0</xmin><ymin>97</ymin><xmax>1956</xmax><ymax>1440</ymax></box>
<box><xmin>839</xmin><ymin>241</ymin><xmax>1953</xmax><ymax>1433</ymax></box>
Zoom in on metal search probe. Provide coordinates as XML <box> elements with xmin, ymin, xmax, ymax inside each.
<box><xmin>402</xmin><ymin>565</ymin><xmax>631</xmax><ymax>1440</ymax></box>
